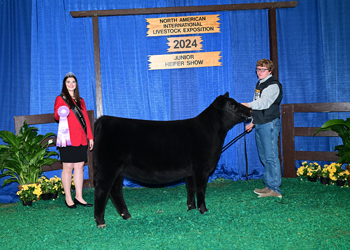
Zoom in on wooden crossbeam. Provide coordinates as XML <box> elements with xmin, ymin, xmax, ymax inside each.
<box><xmin>71</xmin><ymin>2</ymin><xmax>298</xmax><ymax>18</ymax></box>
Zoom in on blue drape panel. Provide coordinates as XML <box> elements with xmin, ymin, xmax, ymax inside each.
<box><xmin>277</xmin><ymin>0</ymin><xmax>350</xmax><ymax>169</ymax></box>
<box><xmin>0</xmin><ymin>0</ymin><xmax>31</xmax><ymax>135</ymax></box>
<box><xmin>1</xmin><ymin>0</ymin><xmax>350</xmax><ymax>202</ymax></box>
<box><xmin>0</xmin><ymin>0</ymin><xmax>32</xmax><ymax>203</ymax></box>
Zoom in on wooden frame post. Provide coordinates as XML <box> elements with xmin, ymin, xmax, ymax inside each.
<box><xmin>268</xmin><ymin>8</ymin><xmax>279</xmax><ymax>80</ymax></box>
<box><xmin>92</xmin><ymin>16</ymin><xmax>103</xmax><ymax>118</ymax></box>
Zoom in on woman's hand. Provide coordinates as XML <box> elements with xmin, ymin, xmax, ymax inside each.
<box><xmin>89</xmin><ymin>139</ymin><xmax>94</xmax><ymax>151</ymax></box>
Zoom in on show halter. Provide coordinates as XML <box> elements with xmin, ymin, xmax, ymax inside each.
<box><xmin>221</xmin><ymin>130</ymin><xmax>248</xmax><ymax>153</ymax></box>
<box><xmin>221</xmin><ymin>120</ymin><xmax>249</xmax><ymax>180</ymax></box>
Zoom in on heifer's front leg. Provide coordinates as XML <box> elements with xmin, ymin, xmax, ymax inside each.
<box><xmin>109</xmin><ymin>174</ymin><xmax>131</xmax><ymax>220</ymax></box>
<box><xmin>185</xmin><ymin>176</ymin><xmax>196</xmax><ymax>211</ymax></box>
<box><xmin>195</xmin><ymin>174</ymin><xmax>209</xmax><ymax>214</ymax></box>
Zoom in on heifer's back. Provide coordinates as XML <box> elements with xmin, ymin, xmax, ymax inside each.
<box><xmin>94</xmin><ymin>104</ymin><xmax>226</xmax><ymax>184</ymax></box>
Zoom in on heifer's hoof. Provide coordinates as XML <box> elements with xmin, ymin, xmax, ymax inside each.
<box><xmin>97</xmin><ymin>223</ymin><xmax>106</xmax><ymax>229</ymax></box>
<box><xmin>187</xmin><ymin>204</ymin><xmax>196</xmax><ymax>211</ymax></box>
<box><xmin>121</xmin><ymin>212</ymin><xmax>131</xmax><ymax>220</ymax></box>
<box><xmin>198</xmin><ymin>206</ymin><xmax>208</xmax><ymax>214</ymax></box>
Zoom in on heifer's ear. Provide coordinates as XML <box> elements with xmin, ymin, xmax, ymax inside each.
<box><xmin>223</xmin><ymin>92</ymin><xmax>229</xmax><ymax>98</ymax></box>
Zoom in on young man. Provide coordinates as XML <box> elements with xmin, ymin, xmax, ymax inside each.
<box><xmin>242</xmin><ymin>59</ymin><xmax>283</xmax><ymax>198</ymax></box>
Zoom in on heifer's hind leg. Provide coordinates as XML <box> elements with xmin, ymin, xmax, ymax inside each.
<box><xmin>109</xmin><ymin>174</ymin><xmax>131</xmax><ymax>220</ymax></box>
<box><xmin>185</xmin><ymin>176</ymin><xmax>196</xmax><ymax>211</ymax></box>
<box><xmin>94</xmin><ymin>179</ymin><xmax>111</xmax><ymax>228</ymax></box>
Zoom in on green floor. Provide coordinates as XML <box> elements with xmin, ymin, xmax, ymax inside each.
<box><xmin>1</xmin><ymin>178</ymin><xmax>349</xmax><ymax>249</ymax></box>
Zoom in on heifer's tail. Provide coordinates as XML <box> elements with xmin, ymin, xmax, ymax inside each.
<box><xmin>93</xmin><ymin>117</ymin><xmax>103</xmax><ymax>185</ymax></box>
<box><xmin>94</xmin><ymin>117</ymin><xmax>102</xmax><ymax>138</ymax></box>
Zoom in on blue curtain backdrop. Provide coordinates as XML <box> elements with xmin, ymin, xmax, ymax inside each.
<box><xmin>1</xmin><ymin>0</ymin><xmax>350</xmax><ymax>203</ymax></box>
<box><xmin>0</xmin><ymin>0</ymin><xmax>32</xmax><ymax>203</ymax></box>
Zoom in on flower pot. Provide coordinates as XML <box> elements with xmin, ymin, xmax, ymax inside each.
<box><xmin>22</xmin><ymin>200</ymin><xmax>32</xmax><ymax>206</ymax></box>
<box><xmin>50</xmin><ymin>193</ymin><xmax>58</xmax><ymax>199</ymax></box>
<box><xmin>41</xmin><ymin>193</ymin><xmax>51</xmax><ymax>200</ymax></box>
<box><xmin>336</xmin><ymin>179</ymin><xmax>346</xmax><ymax>186</ymax></box>
<box><xmin>320</xmin><ymin>177</ymin><xmax>330</xmax><ymax>185</ymax></box>
<box><xmin>308</xmin><ymin>177</ymin><xmax>317</xmax><ymax>182</ymax></box>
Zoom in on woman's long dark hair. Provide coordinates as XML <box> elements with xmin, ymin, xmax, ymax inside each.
<box><xmin>61</xmin><ymin>73</ymin><xmax>82</xmax><ymax>109</ymax></box>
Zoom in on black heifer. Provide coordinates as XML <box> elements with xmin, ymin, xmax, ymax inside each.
<box><xmin>93</xmin><ymin>92</ymin><xmax>251</xmax><ymax>228</ymax></box>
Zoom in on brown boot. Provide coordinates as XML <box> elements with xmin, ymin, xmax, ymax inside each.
<box><xmin>254</xmin><ymin>187</ymin><xmax>269</xmax><ymax>195</ymax></box>
<box><xmin>258</xmin><ymin>189</ymin><xmax>282</xmax><ymax>198</ymax></box>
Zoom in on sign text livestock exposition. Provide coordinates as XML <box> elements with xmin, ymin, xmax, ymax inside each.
<box><xmin>146</xmin><ymin>15</ymin><xmax>220</xmax><ymax>36</ymax></box>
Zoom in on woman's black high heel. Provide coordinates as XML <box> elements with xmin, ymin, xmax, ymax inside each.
<box><xmin>65</xmin><ymin>200</ymin><xmax>77</xmax><ymax>209</ymax></box>
<box><xmin>74</xmin><ymin>198</ymin><xmax>93</xmax><ymax>207</ymax></box>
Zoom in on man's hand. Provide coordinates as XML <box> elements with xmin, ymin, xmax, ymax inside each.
<box><xmin>245</xmin><ymin>122</ymin><xmax>255</xmax><ymax>132</ymax></box>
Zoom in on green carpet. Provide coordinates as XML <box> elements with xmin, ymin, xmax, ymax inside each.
<box><xmin>1</xmin><ymin>178</ymin><xmax>349</xmax><ymax>249</ymax></box>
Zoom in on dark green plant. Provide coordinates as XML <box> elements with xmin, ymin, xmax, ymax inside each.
<box><xmin>314</xmin><ymin>118</ymin><xmax>350</xmax><ymax>165</ymax></box>
<box><xmin>0</xmin><ymin>121</ymin><xmax>59</xmax><ymax>186</ymax></box>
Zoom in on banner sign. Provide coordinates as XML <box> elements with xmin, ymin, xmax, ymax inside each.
<box><xmin>146</xmin><ymin>15</ymin><xmax>220</xmax><ymax>37</ymax></box>
<box><xmin>167</xmin><ymin>36</ymin><xmax>203</xmax><ymax>52</ymax></box>
<box><xmin>148</xmin><ymin>52</ymin><xmax>222</xmax><ymax>70</ymax></box>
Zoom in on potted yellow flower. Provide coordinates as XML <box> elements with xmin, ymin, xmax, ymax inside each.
<box><xmin>297</xmin><ymin>161</ymin><xmax>321</xmax><ymax>182</ymax></box>
<box><xmin>328</xmin><ymin>163</ymin><xmax>350</xmax><ymax>186</ymax></box>
<box><xmin>315</xmin><ymin>118</ymin><xmax>350</xmax><ymax>185</ymax></box>
<box><xmin>297</xmin><ymin>162</ymin><xmax>308</xmax><ymax>178</ymax></box>
<box><xmin>38</xmin><ymin>176</ymin><xmax>54</xmax><ymax>200</ymax></box>
<box><xmin>50</xmin><ymin>175</ymin><xmax>63</xmax><ymax>198</ymax></box>
<box><xmin>16</xmin><ymin>183</ymin><xmax>42</xmax><ymax>206</ymax></box>
<box><xmin>38</xmin><ymin>175</ymin><xmax>64</xmax><ymax>199</ymax></box>
<box><xmin>320</xmin><ymin>164</ymin><xmax>331</xmax><ymax>185</ymax></box>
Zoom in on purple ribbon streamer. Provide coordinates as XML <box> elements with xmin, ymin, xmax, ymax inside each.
<box><xmin>56</xmin><ymin>106</ymin><xmax>72</xmax><ymax>147</ymax></box>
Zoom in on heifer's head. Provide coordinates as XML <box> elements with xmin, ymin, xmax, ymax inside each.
<box><xmin>213</xmin><ymin>92</ymin><xmax>252</xmax><ymax>129</ymax></box>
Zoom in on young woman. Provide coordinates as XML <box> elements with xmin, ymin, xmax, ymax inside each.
<box><xmin>54</xmin><ymin>72</ymin><xmax>94</xmax><ymax>208</ymax></box>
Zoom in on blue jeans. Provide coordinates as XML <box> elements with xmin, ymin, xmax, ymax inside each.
<box><xmin>255</xmin><ymin>118</ymin><xmax>282</xmax><ymax>194</ymax></box>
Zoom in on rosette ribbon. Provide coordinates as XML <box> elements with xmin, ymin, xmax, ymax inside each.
<box><xmin>56</xmin><ymin>106</ymin><xmax>72</xmax><ymax>147</ymax></box>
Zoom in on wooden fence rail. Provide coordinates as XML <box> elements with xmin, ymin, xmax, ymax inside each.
<box><xmin>281</xmin><ymin>102</ymin><xmax>350</xmax><ymax>177</ymax></box>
